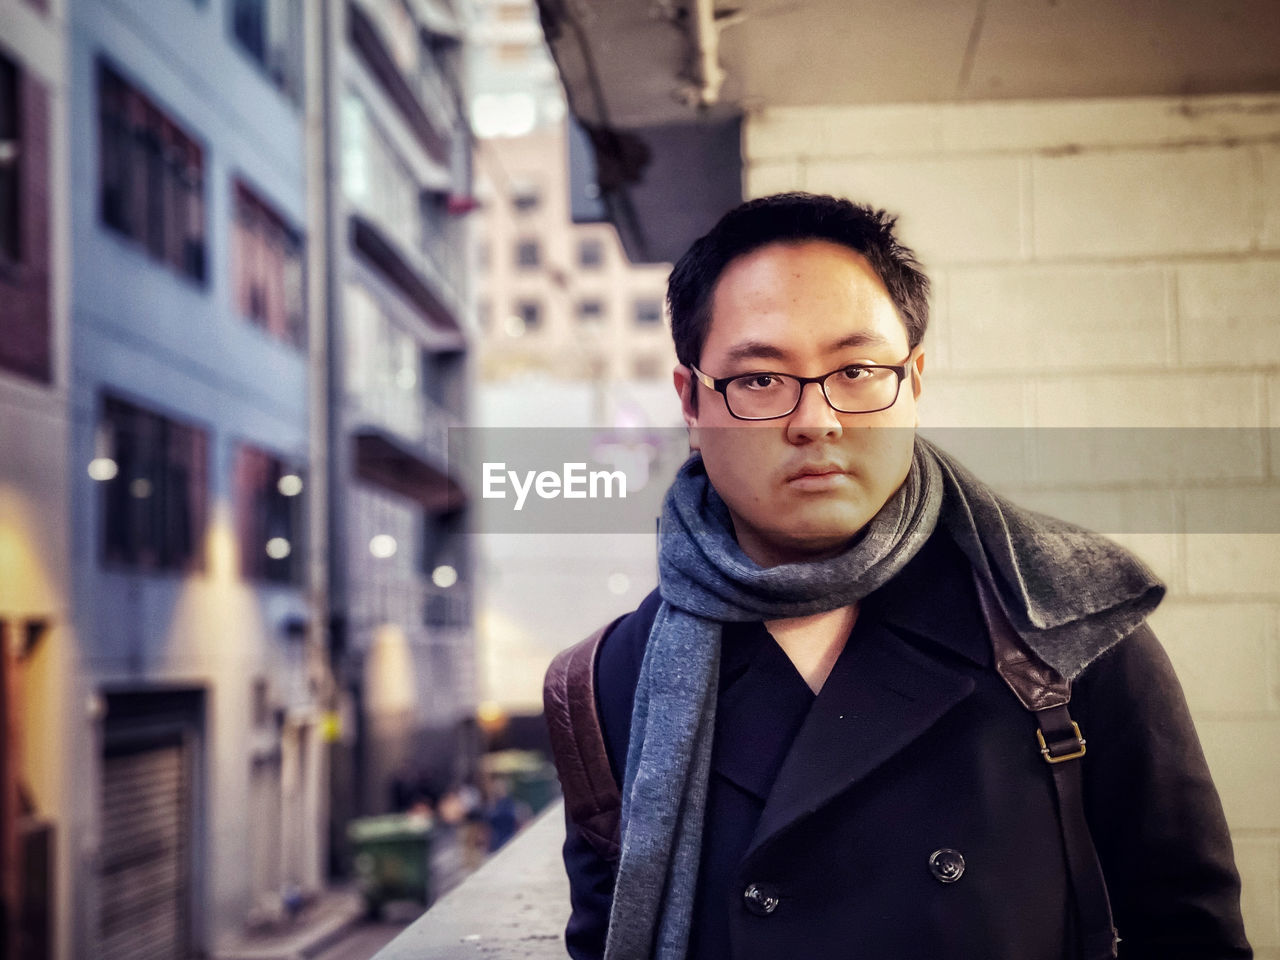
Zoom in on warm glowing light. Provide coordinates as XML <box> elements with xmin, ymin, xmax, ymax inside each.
<box><xmin>369</xmin><ymin>534</ymin><xmax>398</xmax><ymax>559</ymax></box>
<box><xmin>431</xmin><ymin>564</ymin><xmax>458</xmax><ymax>588</ymax></box>
<box><xmin>88</xmin><ymin>458</ymin><xmax>119</xmax><ymax>481</ymax></box>
<box><xmin>476</xmin><ymin>700</ymin><xmax>507</xmax><ymax>734</ymax></box>
<box><xmin>608</xmin><ymin>572</ymin><xmax>630</xmax><ymax>596</ymax></box>
<box><xmin>265</xmin><ymin>537</ymin><xmax>292</xmax><ymax>560</ymax></box>
<box><xmin>277</xmin><ymin>474</ymin><xmax>303</xmax><ymax>497</ymax></box>
<box><xmin>129</xmin><ymin>477</ymin><xmax>153</xmax><ymax>499</ymax></box>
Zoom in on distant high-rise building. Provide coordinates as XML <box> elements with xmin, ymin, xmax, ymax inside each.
<box><xmin>462</xmin><ymin>0</ymin><xmax>682</xmax><ymax>725</ymax></box>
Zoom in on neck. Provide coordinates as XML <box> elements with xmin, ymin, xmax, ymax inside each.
<box><xmin>765</xmin><ymin>603</ymin><xmax>859</xmax><ymax>694</ymax></box>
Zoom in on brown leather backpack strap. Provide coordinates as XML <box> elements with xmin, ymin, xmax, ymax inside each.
<box><xmin>973</xmin><ymin>574</ymin><xmax>1119</xmax><ymax>960</ymax></box>
<box><xmin>544</xmin><ymin>618</ymin><xmax>624</xmax><ymax>864</ymax></box>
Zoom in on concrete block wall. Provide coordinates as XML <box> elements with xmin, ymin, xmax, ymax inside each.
<box><xmin>746</xmin><ymin>93</ymin><xmax>1280</xmax><ymax>955</ymax></box>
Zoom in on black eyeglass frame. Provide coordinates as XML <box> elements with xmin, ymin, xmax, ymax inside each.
<box><xmin>689</xmin><ymin>355</ymin><xmax>916</xmax><ymax>421</ymax></box>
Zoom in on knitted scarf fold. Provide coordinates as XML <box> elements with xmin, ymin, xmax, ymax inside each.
<box><xmin>603</xmin><ymin>436</ymin><xmax>1164</xmax><ymax>960</ymax></box>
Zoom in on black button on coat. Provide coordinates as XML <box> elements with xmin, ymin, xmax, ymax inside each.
<box><xmin>560</xmin><ymin>531</ymin><xmax>1252</xmax><ymax>960</ymax></box>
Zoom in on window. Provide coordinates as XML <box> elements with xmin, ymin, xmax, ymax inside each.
<box><xmin>514</xmin><ymin>299</ymin><xmax>540</xmax><ymax>332</ymax></box>
<box><xmin>233</xmin><ymin>180</ymin><xmax>305</xmax><ymax>348</ymax></box>
<box><xmin>577</xmin><ymin>299</ymin><xmax>604</xmax><ymax>324</ymax></box>
<box><xmin>421</xmin><ymin>347</ymin><xmax>465</xmax><ymax>413</ymax></box>
<box><xmin>341</xmin><ymin>91</ymin><xmax>423</xmax><ymax>257</ymax></box>
<box><xmin>578</xmin><ymin>237</ymin><xmax>603</xmax><ymax>269</ymax></box>
<box><xmin>0</xmin><ymin>52</ymin><xmax>20</xmax><ymax>264</ymax></box>
<box><xmin>234</xmin><ymin>445</ymin><xmax>305</xmax><ymax>584</ymax></box>
<box><xmin>0</xmin><ymin>52</ymin><xmax>51</xmax><ymax>384</ymax></box>
<box><xmin>98</xmin><ymin>62</ymin><xmax>206</xmax><ymax>283</ymax></box>
<box><xmin>511</xmin><ymin>181</ymin><xmax>540</xmax><ymax>213</ymax></box>
<box><xmin>634</xmin><ymin>297</ymin><xmax>663</xmax><ymax>326</ymax></box>
<box><xmin>231</xmin><ymin>0</ymin><xmax>303</xmax><ymax>101</ymax></box>
<box><xmin>97</xmin><ymin>395</ymin><xmax>208</xmax><ymax>571</ymax></box>
<box><xmin>515</xmin><ymin>238</ymin><xmax>539</xmax><ymax>269</ymax></box>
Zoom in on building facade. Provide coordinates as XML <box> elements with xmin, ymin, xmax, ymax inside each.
<box><xmin>1</xmin><ymin>1</ymin><xmax>69</xmax><ymax>958</ymax></box>
<box><xmin>317</xmin><ymin>0</ymin><xmax>478</xmax><ymax>855</ymax></box>
<box><xmin>61</xmin><ymin>0</ymin><xmax>324</xmax><ymax>956</ymax></box>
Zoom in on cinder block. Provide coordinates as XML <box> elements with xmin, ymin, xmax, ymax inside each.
<box><xmin>1270</xmin><ymin>375</ymin><xmax>1280</xmax><ymax>479</ymax></box>
<box><xmin>1262</xmin><ymin>146</ymin><xmax>1280</xmax><ymax>250</ymax></box>
<box><xmin>941</xmin><ymin>94</ymin><xmax>1280</xmax><ymax>155</ymax></box>
<box><xmin>1184</xmin><ymin>486</ymin><xmax>1280</xmax><ymax>536</ymax></box>
<box><xmin>819</xmin><ymin>104</ymin><xmax>944</xmax><ymax>158</ymax></box>
<box><xmin>1033</xmin><ymin>372</ymin><xmax>1264</xmax><ymax>428</ymax></box>
<box><xmin>947</xmin><ymin>265</ymin><xmax>1169</xmax><ymax>371</ymax></box>
<box><xmin>804</xmin><ymin>155</ymin><xmax>1024</xmax><ymax>265</ymax></box>
<box><xmin>1033</xmin><ymin>147</ymin><xmax>1256</xmax><ymax>258</ymax></box>
<box><xmin>918</xmin><ymin>375</ymin><xmax>1030</xmax><ymax>428</ymax></box>
<box><xmin>745</xmin><ymin>108</ymin><xmax>830</xmax><ymax>161</ymax></box>
<box><xmin>1029</xmin><ymin>427</ymin><xmax>1265</xmax><ymax>486</ymax></box>
<box><xmin>1196</xmin><ymin>718</ymin><xmax>1280</xmax><ymax>832</ymax></box>
<box><xmin>1147</xmin><ymin>602</ymin><xmax>1272</xmax><ymax>713</ymax></box>
<box><xmin>924</xmin><ymin>270</ymin><xmax>949</xmax><ymax>373</ymax></box>
<box><xmin>1234</xmin><ymin>837</ymin><xmax>1280</xmax><ymax>949</ymax></box>
<box><xmin>1184</xmin><ymin>534</ymin><xmax>1280</xmax><ymax>596</ymax></box>
<box><xmin>1178</xmin><ymin>260</ymin><xmax>1280</xmax><ymax>365</ymax></box>
<box><xmin>744</xmin><ymin>160</ymin><xmax>802</xmax><ymax>198</ymax></box>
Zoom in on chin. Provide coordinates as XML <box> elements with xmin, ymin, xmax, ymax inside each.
<box><xmin>768</xmin><ymin>514</ymin><xmax>873</xmax><ymax>560</ymax></box>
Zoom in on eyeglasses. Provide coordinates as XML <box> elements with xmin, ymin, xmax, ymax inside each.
<box><xmin>690</xmin><ymin>356</ymin><xmax>914</xmax><ymax>421</ymax></box>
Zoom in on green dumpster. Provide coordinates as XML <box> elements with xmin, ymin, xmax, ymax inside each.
<box><xmin>482</xmin><ymin>750</ymin><xmax>560</xmax><ymax>814</ymax></box>
<box><xmin>348</xmin><ymin>812</ymin><xmax>433</xmax><ymax>917</ymax></box>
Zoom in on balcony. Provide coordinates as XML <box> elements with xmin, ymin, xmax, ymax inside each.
<box><xmin>350</xmin><ymin>214</ymin><xmax>465</xmax><ymax>338</ymax></box>
<box><xmin>348</xmin><ymin>0</ymin><xmax>460</xmax><ymax>167</ymax></box>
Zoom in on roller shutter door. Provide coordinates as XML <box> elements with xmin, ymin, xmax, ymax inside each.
<box><xmin>99</xmin><ymin>736</ymin><xmax>192</xmax><ymax>960</ymax></box>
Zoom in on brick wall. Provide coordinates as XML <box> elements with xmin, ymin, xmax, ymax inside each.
<box><xmin>746</xmin><ymin>93</ymin><xmax>1280</xmax><ymax>956</ymax></box>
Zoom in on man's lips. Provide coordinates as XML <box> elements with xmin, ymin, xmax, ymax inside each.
<box><xmin>785</xmin><ymin>463</ymin><xmax>848</xmax><ymax>483</ymax></box>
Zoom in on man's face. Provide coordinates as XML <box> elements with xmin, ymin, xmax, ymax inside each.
<box><xmin>674</xmin><ymin>240</ymin><xmax>924</xmax><ymax>568</ymax></box>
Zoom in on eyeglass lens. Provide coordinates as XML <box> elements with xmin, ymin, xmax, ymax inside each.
<box><xmin>725</xmin><ymin>368</ymin><xmax>901</xmax><ymax>418</ymax></box>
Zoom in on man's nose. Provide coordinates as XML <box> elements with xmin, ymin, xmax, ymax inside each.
<box><xmin>786</xmin><ymin>381</ymin><xmax>843</xmax><ymax>442</ymax></box>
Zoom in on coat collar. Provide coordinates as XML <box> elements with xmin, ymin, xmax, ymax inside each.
<box><xmin>707</xmin><ymin>531</ymin><xmax>991</xmax><ymax>829</ymax></box>
<box><xmin>744</xmin><ymin>614</ymin><xmax>977</xmax><ymax>857</ymax></box>
<box><xmin>742</xmin><ymin>530</ymin><xmax>989</xmax><ymax>857</ymax></box>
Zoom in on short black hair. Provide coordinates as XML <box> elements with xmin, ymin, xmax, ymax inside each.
<box><xmin>667</xmin><ymin>192</ymin><xmax>930</xmax><ymax>368</ymax></box>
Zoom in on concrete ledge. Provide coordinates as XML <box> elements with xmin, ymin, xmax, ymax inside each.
<box><xmin>373</xmin><ymin>803</ymin><xmax>570</xmax><ymax>959</ymax></box>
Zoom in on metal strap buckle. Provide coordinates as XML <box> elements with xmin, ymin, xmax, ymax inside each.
<box><xmin>1036</xmin><ymin>721</ymin><xmax>1087</xmax><ymax>763</ymax></box>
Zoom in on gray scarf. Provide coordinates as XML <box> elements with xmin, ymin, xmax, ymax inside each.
<box><xmin>604</xmin><ymin>436</ymin><xmax>1164</xmax><ymax>960</ymax></box>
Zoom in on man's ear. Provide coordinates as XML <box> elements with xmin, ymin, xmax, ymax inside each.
<box><xmin>910</xmin><ymin>349</ymin><xmax>925</xmax><ymax>401</ymax></box>
<box><xmin>673</xmin><ymin>364</ymin><xmax>701</xmax><ymax>452</ymax></box>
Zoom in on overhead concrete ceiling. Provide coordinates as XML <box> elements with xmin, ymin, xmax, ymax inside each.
<box><xmin>537</xmin><ymin>0</ymin><xmax>1280</xmax><ymax>260</ymax></box>
<box><xmin>546</xmin><ymin>0</ymin><xmax>1280</xmax><ymax>124</ymax></box>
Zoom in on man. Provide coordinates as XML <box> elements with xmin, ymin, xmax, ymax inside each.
<box><xmin>544</xmin><ymin>193</ymin><xmax>1251</xmax><ymax>960</ymax></box>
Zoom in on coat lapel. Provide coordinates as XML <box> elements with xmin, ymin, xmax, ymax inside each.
<box><xmin>746</xmin><ymin>619</ymin><xmax>976</xmax><ymax>858</ymax></box>
<box><xmin>711</xmin><ymin>629</ymin><xmax>816</xmax><ymax>802</ymax></box>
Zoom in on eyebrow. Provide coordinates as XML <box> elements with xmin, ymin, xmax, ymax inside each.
<box><xmin>722</xmin><ymin>331</ymin><xmax>894</xmax><ymax>366</ymax></box>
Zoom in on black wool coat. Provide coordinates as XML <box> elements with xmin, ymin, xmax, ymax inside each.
<box><xmin>560</xmin><ymin>530</ymin><xmax>1251</xmax><ymax>960</ymax></box>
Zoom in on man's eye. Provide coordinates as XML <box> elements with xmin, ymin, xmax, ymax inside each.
<box><xmin>838</xmin><ymin>366</ymin><xmax>871</xmax><ymax>381</ymax></box>
<box><xmin>739</xmin><ymin>374</ymin><xmax>783</xmax><ymax>390</ymax></box>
